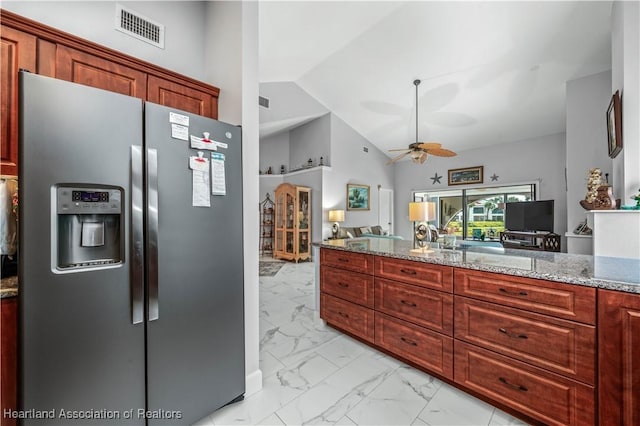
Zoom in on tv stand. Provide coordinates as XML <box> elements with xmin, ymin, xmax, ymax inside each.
<box><xmin>500</xmin><ymin>231</ymin><xmax>561</xmax><ymax>252</ymax></box>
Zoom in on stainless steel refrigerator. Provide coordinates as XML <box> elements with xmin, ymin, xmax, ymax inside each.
<box><xmin>18</xmin><ymin>72</ymin><xmax>245</xmax><ymax>425</ymax></box>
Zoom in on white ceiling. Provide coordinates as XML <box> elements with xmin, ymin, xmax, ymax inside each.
<box><xmin>258</xmin><ymin>1</ymin><xmax>613</xmax><ymax>158</ymax></box>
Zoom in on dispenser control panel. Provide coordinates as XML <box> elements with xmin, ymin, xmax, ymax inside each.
<box><xmin>57</xmin><ymin>186</ymin><xmax>122</xmax><ymax>214</ymax></box>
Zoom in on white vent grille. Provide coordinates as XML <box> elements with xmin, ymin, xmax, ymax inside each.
<box><xmin>259</xmin><ymin>96</ymin><xmax>270</xmax><ymax>108</ymax></box>
<box><xmin>115</xmin><ymin>4</ymin><xmax>165</xmax><ymax>49</ymax></box>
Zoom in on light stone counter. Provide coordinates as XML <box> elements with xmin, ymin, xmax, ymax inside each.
<box><xmin>314</xmin><ymin>237</ymin><xmax>640</xmax><ymax>294</ymax></box>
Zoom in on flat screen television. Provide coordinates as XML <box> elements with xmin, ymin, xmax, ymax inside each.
<box><xmin>505</xmin><ymin>200</ymin><xmax>554</xmax><ymax>232</ymax></box>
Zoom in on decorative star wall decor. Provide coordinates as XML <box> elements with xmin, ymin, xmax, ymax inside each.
<box><xmin>431</xmin><ymin>173</ymin><xmax>442</xmax><ymax>184</ymax></box>
<box><xmin>490</xmin><ymin>173</ymin><xmax>499</xmax><ymax>181</ymax></box>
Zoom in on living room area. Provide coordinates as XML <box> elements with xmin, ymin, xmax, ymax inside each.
<box><xmin>257</xmin><ymin>1</ymin><xmax>638</xmax><ymax>259</ymax></box>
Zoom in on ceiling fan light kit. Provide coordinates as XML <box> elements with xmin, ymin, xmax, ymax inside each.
<box><xmin>387</xmin><ymin>79</ymin><xmax>457</xmax><ymax>165</ymax></box>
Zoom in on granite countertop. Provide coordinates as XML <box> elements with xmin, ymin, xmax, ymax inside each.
<box><xmin>314</xmin><ymin>238</ymin><xmax>640</xmax><ymax>294</ymax></box>
<box><xmin>1</xmin><ymin>275</ymin><xmax>18</xmax><ymax>298</ymax></box>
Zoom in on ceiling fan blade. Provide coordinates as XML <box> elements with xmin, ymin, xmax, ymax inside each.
<box><xmin>417</xmin><ymin>142</ymin><xmax>442</xmax><ymax>150</ymax></box>
<box><xmin>428</xmin><ymin>148</ymin><xmax>457</xmax><ymax>157</ymax></box>
<box><xmin>389</xmin><ymin>148</ymin><xmax>413</xmax><ymax>152</ymax></box>
<box><xmin>386</xmin><ymin>151</ymin><xmax>411</xmax><ymax>164</ymax></box>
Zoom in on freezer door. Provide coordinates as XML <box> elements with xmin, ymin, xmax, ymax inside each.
<box><xmin>19</xmin><ymin>73</ymin><xmax>146</xmax><ymax>424</ymax></box>
<box><xmin>144</xmin><ymin>103</ymin><xmax>245</xmax><ymax>425</ymax></box>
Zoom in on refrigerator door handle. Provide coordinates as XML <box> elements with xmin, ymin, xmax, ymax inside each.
<box><xmin>147</xmin><ymin>148</ymin><xmax>159</xmax><ymax>321</ymax></box>
<box><xmin>131</xmin><ymin>146</ymin><xmax>144</xmax><ymax>325</ymax></box>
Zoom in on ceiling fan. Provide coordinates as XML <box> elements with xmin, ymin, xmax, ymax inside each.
<box><xmin>387</xmin><ymin>79</ymin><xmax>457</xmax><ymax>165</ymax></box>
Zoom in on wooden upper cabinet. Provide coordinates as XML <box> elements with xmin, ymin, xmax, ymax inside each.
<box><xmin>56</xmin><ymin>45</ymin><xmax>147</xmax><ymax>98</ymax></box>
<box><xmin>1</xmin><ymin>26</ymin><xmax>36</xmax><ymax>176</ymax></box>
<box><xmin>147</xmin><ymin>75</ymin><xmax>216</xmax><ymax>118</ymax></box>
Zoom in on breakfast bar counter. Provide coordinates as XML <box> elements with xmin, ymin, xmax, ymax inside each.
<box><xmin>314</xmin><ymin>237</ymin><xmax>640</xmax><ymax>425</ymax></box>
<box><xmin>314</xmin><ymin>237</ymin><xmax>640</xmax><ymax>293</ymax></box>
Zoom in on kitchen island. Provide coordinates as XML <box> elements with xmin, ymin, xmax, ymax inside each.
<box><xmin>314</xmin><ymin>238</ymin><xmax>640</xmax><ymax>426</ymax></box>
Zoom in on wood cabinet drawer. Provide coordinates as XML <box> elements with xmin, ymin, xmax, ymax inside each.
<box><xmin>375</xmin><ymin>256</ymin><xmax>453</xmax><ymax>292</ymax></box>
<box><xmin>321</xmin><ymin>266</ymin><xmax>374</xmax><ymax>308</ymax></box>
<box><xmin>321</xmin><ymin>294</ymin><xmax>374</xmax><ymax>343</ymax></box>
<box><xmin>454</xmin><ymin>269</ymin><xmax>595</xmax><ymax>324</ymax></box>
<box><xmin>375</xmin><ymin>312</ymin><xmax>453</xmax><ymax>379</ymax></box>
<box><xmin>375</xmin><ymin>278</ymin><xmax>453</xmax><ymax>335</ymax></box>
<box><xmin>455</xmin><ymin>296</ymin><xmax>595</xmax><ymax>385</ymax></box>
<box><xmin>321</xmin><ymin>248</ymin><xmax>374</xmax><ymax>274</ymax></box>
<box><xmin>455</xmin><ymin>341</ymin><xmax>595</xmax><ymax>426</ymax></box>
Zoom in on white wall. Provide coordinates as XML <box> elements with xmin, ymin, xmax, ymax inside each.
<box><xmin>289</xmin><ymin>114</ymin><xmax>331</xmax><ymax>169</ymax></box>
<box><xmin>259</xmin><ymin>131</ymin><xmax>290</xmax><ymax>174</ymax></box>
<box><xmin>611</xmin><ymin>0</ymin><xmax>640</xmax><ymax>203</ymax></box>
<box><xmin>393</xmin><ymin>134</ymin><xmax>568</xmax><ymax>245</ymax></box>
<box><xmin>259</xmin><ymin>81</ymin><xmax>329</xmax><ymax>127</ymax></box>
<box><xmin>565</xmin><ymin>71</ymin><xmax>612</xmax><ymax>236</ymax></box>
<box><xmin>2</xmin><ymin>1</ymin><xmax>208</xmax><ymax>81</ymax></box>
<box><xmin>325</xmin><ymin>115</ymin><xmax>395</xmax><ymax>239</ymax></box>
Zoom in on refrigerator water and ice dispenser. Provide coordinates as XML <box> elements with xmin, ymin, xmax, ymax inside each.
<box><xmin>55</xmin><ymin>185</ymin><xmax>123</xmax><ymax>270</ymax></box>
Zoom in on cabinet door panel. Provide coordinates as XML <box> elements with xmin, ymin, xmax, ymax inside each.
<box><xmin>1</xmin><ymin>26</ymin><xmax>36</xmax><ymax>176</ymax></box>
<box><xmin>321</xmin><ymin>266</ymin><xmax>374</xmax><ymax>308</ymax></box>
<box><xmin>375</xmin><ymin>256</ymin><xmax>453</xmax><ymax>292</ymax></box>
<box><xmin>147</xmin><ymin>75</ymin><xmax>214</xmax><ymax>118</ymax></box>
<box><xmin>375</xmin><ymin>278</ymin><xmax>453</xmax><ymax>335</ymax></box>
<box><xmin>321</xmin><ymin>248</ymin><xmax>374</xmax><ymax>274</ymax></box>
<box><xmin>598</xmin><ymin>289</ymin><xmax>640</xmax><ymax>426</ymax></box>
<box><xmin>454</xmin><ymin>269</ymin><xmax>595</xmax><ymax>324</ymax></box>
<box><xmin>455</xmin><ymin>296</ymin><xmax>595</xmax><ymax>385</ymax></box>
<box><xmin>321</xmin><ymin>293</ymin><xmax>374</xmax><ymax>343</ymax></box>
<box><xmin>375</xmin><ymin>312</ymin><xmax>453</xmax><ymax>379</ymax></box>
<box><xmin>455</xmin><ymin>341</ymin><xmax>594</xmax><ymax>426</ymax></box>
<box><xmin>56</xmin><ymin>45</ymin><xmax>147</xmax><ymax>98</ymax></box>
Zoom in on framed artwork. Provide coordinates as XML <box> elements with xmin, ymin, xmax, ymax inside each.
<box><xmin>448</xmin><ymin>166</ymin><xmax>484</xmax><ymax>185</ymax></box>
<box><xmin>607</xmin><ymin>90</ymin><xmax>622</xmax><ymax>159</ymax></box>
<box><xmin>346</xmin><ymin>183</ymin><xmax>370</xmax><ymax>210</ymax></box>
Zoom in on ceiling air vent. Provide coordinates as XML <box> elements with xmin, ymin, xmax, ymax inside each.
<box><xmin>259</xmin><ymin>96</ymin><xmax>270</xmax><ymax>108</ymax></box>
<box><xmin>115</xmin><ymin>4</ymin><xmax>165</xmax><ymax>49</ymax></box>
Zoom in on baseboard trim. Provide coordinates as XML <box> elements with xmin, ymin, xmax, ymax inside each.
<box><xmin>245</xmin><ymin>368</ymin><xmax>263</xmax><ymax>397</ymax></box>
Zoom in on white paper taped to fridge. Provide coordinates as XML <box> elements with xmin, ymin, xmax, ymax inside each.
<box><xmin>169</xmin><ymin>112</ymin><xmax>189</xmax><ymax>126</ymax></box>
<box><xmin>189</xmin><ymin>152</ymin><xmax>210</xmax><ymax>207</ymax></box>
<box><xmin>171</xmin><ymin>123</ymin><xmax>189</xmax><ymax>141</ymax></box>
<box><xmin>211</xmin><ymin>152</ymin><xmax>226</xmax><ymax>196</ymax></box>
<box><xmin>190</xmin><ymin>132</ymin><xmax>217</xmax><ymax>151</ymax></box>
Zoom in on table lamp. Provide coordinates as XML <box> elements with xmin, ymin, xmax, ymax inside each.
<box><xmin>328</xmin><ymin>209</ymin><xmax>345</xmax><ymax>239</ymax></box>
<box><xmin>409</xmin><ymin>201</ymin><xmax>436</xmax><ymax>254</ymax></box>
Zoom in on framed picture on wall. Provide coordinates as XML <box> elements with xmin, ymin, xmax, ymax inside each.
<box><xmin>448</xmin><ymin>166</ymin><xmax>484</xmax><ymax>185</ymax></box>
<box><xmin>607</xmin><ymin>90</ymin><xmax>622</xmax><ymax>158</ymax></box>
<box><xmin>346</xmin><ymin>183</ymin><xmax>370</xmax><ymax>210</ymax></box>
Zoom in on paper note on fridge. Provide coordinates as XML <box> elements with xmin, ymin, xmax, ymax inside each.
<box><xmin>211</xmin><ymin>152</ymin><xmax>226</xmax><ymax>196</ymax></box>
<box><xmin>190</xmin><ymin>134</ymin><xmax>217</xmax><ymax>151</ymax></box>
<box><xmin>169</xmin><ymin>112</ymin><xmax>189</xmax><ymax>126</ymax></box>
<box><xmin>189</xmin><ymin>153</ymin><xmax>210</xmax><ymax>207</ymax></box>
<box><xmin>171</xmin><ymin>123</ymin><xmax>189</xmax><ymax>141</ymax></box>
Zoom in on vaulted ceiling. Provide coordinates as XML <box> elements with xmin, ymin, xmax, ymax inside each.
<box><xmin>258</xmin><ymin>1</ymin><xmax>612</xmax><ymax>158</ymax></box>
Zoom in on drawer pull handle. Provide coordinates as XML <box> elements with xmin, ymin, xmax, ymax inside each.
<box><xmin>499</xmin><ymin>377</ymin><xmax>528</xmax><ymax>392</ymax></box>
<box><xmin>338</xmin><ymin>257</ymin><xmax>350</xmax><ymax>263</ymax></box>
<box><xmin>400</xmin><ymin>337</ymin><xmax>418</xmax><ymax>346</ymax></box>
<box><xmin>338</xmin><ymin>282</ymin><xmax>349</xmax><ymax>288</ymax></box>
<box><xmin>498</xmin><ymin>328</ymin><xmax>528</xmax><ymax>339</ymax></box>
<box><xmin>338</xmin><ymin>311</ymin><xmax>349</xmax><ymax>319</ymax></box>
<box><xmin>498</xmin><ymin>288</ymin><xmax>528</xmax><ymax>297</ymax></box>
<box><xmin>401</xmin><ymin>300</ymin><xmax>417</xmax><ymax>307</ymax></box>
<box><xmin>400</xmin><ymin>268</ymin><xmax>417</xmax><ymax>275</ymax></box>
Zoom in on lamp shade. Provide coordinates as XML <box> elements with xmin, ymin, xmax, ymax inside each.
<box><xmin>409</xmin><ymin>202</ymin><xmax>435</xmax><ymax>222</ymax></box>
<box><xmin>328</xmin><ymin>209</ymin><xmax>345</xmax><ymax>222</ymax></box>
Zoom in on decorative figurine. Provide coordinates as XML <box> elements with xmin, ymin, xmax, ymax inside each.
<box><xmin>266</xmin><ymin>166</ymin><xmax>273</xmax><ymax>175</ymax></box>
<box><xmin>580</xmin><ymin>168</ymin><xmax>603</xmax><ymax>210</ymax></box>
<box><xmin>633</xmin><ymin>188</ymin><xmax>640</xmax><ymax>208</ymax></box>
<box><xmin>280</xmin><ymin>165</ymin><xmax>286</xmax><ymax>174</ymax></box>
<box><xmin>593</xmin><ymin>184</ymin><xmax>616</xmax><ymax>210</ymax></box>
<box><xmin>307</xmin><ymin>158</ymin><xmax>313</xmax><ymax>167</ymax></box>
<box><xmin>319</xmin><ymin>156</ymin><xmax>324</xmax><ymax>166</ymax></box>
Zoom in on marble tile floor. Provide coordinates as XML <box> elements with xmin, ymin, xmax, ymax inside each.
<box><xmin>196</xmin><ymin>261</ymin><xmax>529</xmax><ymax>426</ymax></box>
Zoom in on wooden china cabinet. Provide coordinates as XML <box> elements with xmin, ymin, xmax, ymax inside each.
<box><xmin>274</xmin><ymin>183</ymin><xmax>311</xmax><ymax>262</ymax></box>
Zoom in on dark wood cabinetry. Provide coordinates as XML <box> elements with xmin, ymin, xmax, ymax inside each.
<box><xmin>319</xmin><ymin>248</ymin><xmax>635</xmax><ymax>426</ymax></box>
<box><xmin>1</xmin><ymin>297</ymin><xmax>17</xmax><ymax>426</ymax></box>
<box><xmin>1</xmin><ymin>25</ymin><xmax>36</xmax><ymax>176</ymax></box>
<box><xmin>598</xmin><ymin>289</ymin><xmax>640</xmax><ymax>426</ymax></box>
